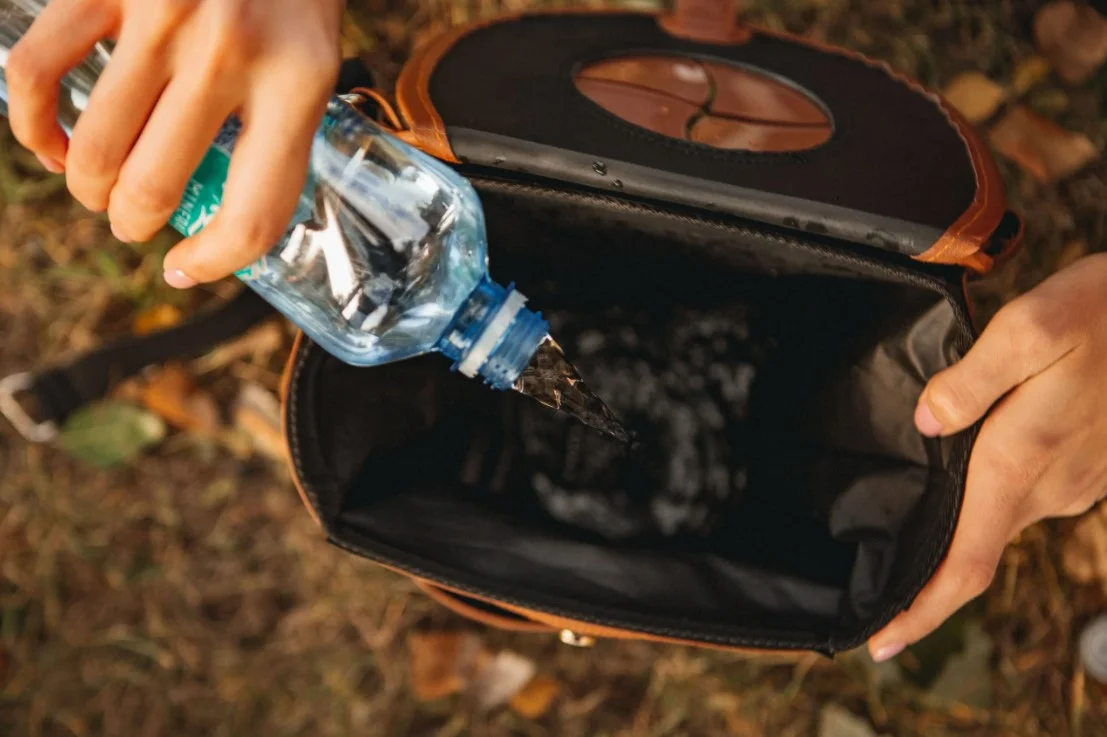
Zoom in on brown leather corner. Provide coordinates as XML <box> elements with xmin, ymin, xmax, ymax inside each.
<box><xmin>747</xmin><ymin>25</ymin><xmax>1008</xmax><ymax>273</ymax></box>
<box><xmin>912</xmin><ymin>101</ymin><xmax>1007</xmax><ymax>273</ymax></box>
<box><xmin>658</xmin><ymin>0</ymin><xmax>751</xmax><ymax>44</ymax></box>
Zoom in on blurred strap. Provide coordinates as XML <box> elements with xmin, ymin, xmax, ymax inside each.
<box><xmin>0</xmin><ymin>289</ymin><xmax>274</xmax><ymax>442</ymax></box>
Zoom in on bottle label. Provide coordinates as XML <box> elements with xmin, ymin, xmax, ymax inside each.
<box><xmin>169</xmin><ymin>117</ymin><xmax>239</xmax><ymax>240</ymax></box>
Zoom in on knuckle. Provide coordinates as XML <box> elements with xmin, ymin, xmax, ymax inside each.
<box><xmin>956</xmin><ymin>559</ymin><xmax>997</xmax><ymax>598</ymax></box>
<box><xmin>5</xmin><ymin>41</ymin><xmax>48</xmax><ymax>93</ymax></box>
<box><xmin>111</xmin><ymin>173</ymin><xmax>179</xmax><ymax>222</ymax></box>
<box><xmin>209</xmin><ymin>1</ymin><xmax>264</xmax><ymax>61</ymax></box>
<box><xmin>995</xmin><ymin>297</ymin><xmax>1073</xmax><ymax>358</ymax></box>
<box><xmin>148</xmin><ymin>0</ymin><xmax>199</xmax><ymax>26</ymax></box>
<box><xmin>66</xmin><ymin>135</ymin><xmax>117</xmax><ymax>183</ymax></box>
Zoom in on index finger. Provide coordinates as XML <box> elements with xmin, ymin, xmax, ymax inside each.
<box><xmin>5</xmin><ymin>0</ymin><xmax>119</xmax><ymax>164</ymax></box>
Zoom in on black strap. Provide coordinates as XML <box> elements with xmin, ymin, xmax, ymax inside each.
<box><xmin>1</xmin><ymin>288</ymin><xmax>274</xmax><ymax>439</ymax></box>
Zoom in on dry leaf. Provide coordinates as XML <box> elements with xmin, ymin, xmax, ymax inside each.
<box><xmin>1035</xmin><ymin>0</ymin><xmax>1107</xmax><ymax>85</ymax></box>
<box><xmin>1011</xmin><ymin>55</ymin><xmax>1053</xmax><ymax>96</ymax></box>
<box><xmin>140</xmin><ymin>364</ymin><xmax>222</xmax><ymax>436</ymax></box>
<box><xmin>1062</xmin><ymin>502</ymin><xmax>1107</xmax><ymax>593</ymax></box>
<box><xmin>407</xmin><ymin>631</ymin><xmax>488</xmax><ymax>701</ymax></box>
<box><xmin>942</xmin><ymin>72</ymin><xmax>1007</xmax><ymax>124</ymax></box>
<box><xmin>818</xmin><ymin>704</ymin><xmax>887</xmax><ymax>737</ymax></box>
<box><xmin>471</xmin><ymin>650</ymin><xmax>537</xmax><ymax>711</ymax></box>
<box><xmin>133</xmin><ymin>304</ymin><xmax>183</xmax><ymax>335</ymax></box>
<box><xmin>988</xmin><ymin>106</ymin><xmax>1098</xmax><ymax>183</ymax></box>
<box><xmin>509</xmin><ymin>675</ymin><xmax>561</xmax><ymax>719</ymax></box>
<box><xmin>233</xmin><ymin>384</ymin><xmax>285</xmax><ymax>462</ymax></box>
<box><xmin>192</xmin><ymin>321</ymin><xmax>285</xmax><ymax>374</ymax></box>
<box><xmin>58</xmin><ymin>402</ymin><xmax>167</xmax><ymax>468</ymax></box>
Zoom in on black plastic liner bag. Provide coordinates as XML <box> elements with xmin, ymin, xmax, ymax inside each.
<box><xmin>279</xmin><ymin>5</ymin><xmax>1024</xmax><ymax>656</ymax></box>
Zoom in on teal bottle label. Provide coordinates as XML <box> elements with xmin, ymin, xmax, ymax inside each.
<box><xmin>169</xmin><ymin>118</ymin><xmax>239</xmax><ymax>239</ymax></box>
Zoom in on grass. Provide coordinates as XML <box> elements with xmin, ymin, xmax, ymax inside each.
<box><xmin>3</xmin><ymin>0</ymin><xmax>1107</xmax><ymax>735</ymax></box>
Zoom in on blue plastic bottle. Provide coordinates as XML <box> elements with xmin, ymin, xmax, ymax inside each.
<box><xmin>0</xmin><ymin>0</ymin><xmax>548</xmax><ymax>391</ymax></box>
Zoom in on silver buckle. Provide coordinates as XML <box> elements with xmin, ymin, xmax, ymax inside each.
<box><xmin>0</xmin><ymin>373</ymin><xmax>59</xmax><ymax>443</ymax></box>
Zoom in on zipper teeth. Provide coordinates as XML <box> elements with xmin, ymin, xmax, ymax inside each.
<box><xmin>288</xmin><ymin>179</ymin><xmax>974</xmax><ymax>652</ymax></box>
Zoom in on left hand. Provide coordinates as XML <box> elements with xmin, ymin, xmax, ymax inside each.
<box><xmin>867</xmin><ymin>252</ymin><xmax>1107</xmax><ymax>662</ymax></box>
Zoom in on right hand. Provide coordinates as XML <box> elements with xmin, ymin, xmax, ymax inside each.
<box><xmin>6</xmin><ymin>0</ymin><xmax>345</xmax><ymax>288</ymax></box>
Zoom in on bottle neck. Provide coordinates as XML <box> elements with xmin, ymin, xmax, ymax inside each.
<box><xmin>437</xmin><ymin>276</ymin><xmax>549</xmax><ymax>391</ymax></box>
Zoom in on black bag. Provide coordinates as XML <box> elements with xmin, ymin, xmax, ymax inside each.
<box><xmin>280</xmin><ymin>5</ymin><xmax>1021</xmax><ymax>655</ymax></box>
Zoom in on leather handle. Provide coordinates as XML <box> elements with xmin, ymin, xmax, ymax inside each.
<box><xmin>659</xmin><ymin>0</ymin><xmax>750</xmax><ymax>44</ymax></box>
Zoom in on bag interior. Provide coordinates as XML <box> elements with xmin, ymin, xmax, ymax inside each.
<box><xmin>287</xmin><ymin>182</ymin><xmax>978</xmax><ymax>650</ymax></box>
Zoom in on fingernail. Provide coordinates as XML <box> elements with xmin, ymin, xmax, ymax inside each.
<box><xmin>111</xmin><ymin>222</ymin><xmax>132</xmax><ymax>244</ymax></box>
<box><xmin>872</xmin><ymin>643</ymin><xmax>905</xmax><ymax>663</ymax></box>
<box><xmin>35</xmin><ymin>153</ymin><xmax>64</xmax><ymax>174</ymax></box>
<box><xmin>164</xmin><ymin>269</ymin><xmax>197</xmax><ymax>290</ymax></box>
<box><xmin>915</xmin><ymin>399</ymin><xmax>943</xmax><ymax>437</ymax></box>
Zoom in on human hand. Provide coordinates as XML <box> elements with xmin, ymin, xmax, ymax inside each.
<box><xmin>868</xmin><ymin>252</ymin><xmax>1107</xmax><ymax>662</ymax></box>
<box><xmin>5</xmin><ymin>0</ymin><xmax>345</xmax><ymax>287</ymax></box>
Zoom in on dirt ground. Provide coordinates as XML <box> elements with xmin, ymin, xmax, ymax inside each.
<box><xmin>3</xmin><ymin>0</ymin><xmax>1107</xmax><ymax>735</ymax></box>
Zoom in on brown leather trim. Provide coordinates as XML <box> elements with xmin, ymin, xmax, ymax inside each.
<box><xmin>281</xmin><ymin>331</ymin><xmax>323</xmax><ymax>529</ymax></box>
<box><xmin>421</xmin><ymin>580</ymin><xmax>805</xmax><ymax>660</ymax></box>
<box><xmin>415</xmin><ymin>580</ymin><xmax>557</xmax><ymax>633</ymax></box>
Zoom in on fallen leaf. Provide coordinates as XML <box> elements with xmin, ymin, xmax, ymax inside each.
<box><xmin>988</xmin><ymin>106</ymin><xmax>1098</xmax><ymax>183</ymax></box>
<box><xmin>1034</xmin><ymin>0</ymin><xmax>1107</xmax><ymax>85</ymax></box>
<box><xmin>59</xmin><ymin>402</ymin><xmax>167</xmax><ymax>468</ymax></box>
<box><xmin>407</xmin><ymin>631</ymin><xmax>488</xmax><ymax>701</ymax></box>
<box><xmin>140</xmin><ymin>364</ymin><xmax>221</xmax><ymax>436</ymax></box>
<box><xmin>471</xmin><ymin>650</ymin><xmax>536</xmax><ymax>711</ymax></box>
<box><xmin>1028</xmin><ymin>87</ymin><xmax>1071</xmax><ymax>116</ymax></box>
<box><xmin>509</xmin><ymin>675</ymin><xmax>561</xmax><ymax>719</ymax></box>
<box><xmin>1063</xmin><ymin>502</ymin><xmax>1107</xmax><ymax>593</ymax></box>
<box><xmin>818</xmin><ymin>704</ymin><xmax>886</xmax><ymax>737</ymax></box>
<box><xmin>233</xmin><ymin>383</ymin><xmax>285</xmax><ymax>461</ymax></box>
<box><xmin>924</xmin><ymin>620</ymin><xmax>994</xmax><ymax>708</ymax></box>
<box><xmin>1011</xmin><ymin>55</ymin><xmax>1053</xmax><ymax>96</ymax></box>
<box><xmin>192</xmin><ymin>321</ymin><xmax>286</xmax><ymax>374</ymax></box>
<box><xmin>133</xmin><ymin>304</ymin><xmax>183</xmax><ymax>336</ymax></box>
<box><xmin>942</xmin><ymin>72</ymin><xmax>1007</xmax><ymax>124</ymax></box>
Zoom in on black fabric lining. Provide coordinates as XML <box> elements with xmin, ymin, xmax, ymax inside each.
<box><xmin>425</xmin><ymin>13</ymin><xmax>977</xmax><ymax>253</ymax></box>
<box><xmin>283</xmin><ymin>180</ymin><xmax>979</xmax><ymax>654</ymax></box>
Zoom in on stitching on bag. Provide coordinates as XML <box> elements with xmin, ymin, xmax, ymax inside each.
<box><xmin>287</xmin><ymin>343</ymin><xmax>326</xmax><ymax>524</ymax></box>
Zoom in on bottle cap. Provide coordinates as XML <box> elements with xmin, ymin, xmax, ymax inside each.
<box><xmin>1080</xmin><ymin>613</ymin><xmax>1107</xmax><ymax>683</ymax></box>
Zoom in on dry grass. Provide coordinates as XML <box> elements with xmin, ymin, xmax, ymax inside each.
<box><xmin>3</xmin><ymin>0</ymin><xmax>1107</xmax><ymax>735</ymax></box>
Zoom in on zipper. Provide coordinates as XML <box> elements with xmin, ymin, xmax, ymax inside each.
<box><xmin>284</xmin><ymin>175</ymin><xmax>977</xmax><ymax>654</ymax></box>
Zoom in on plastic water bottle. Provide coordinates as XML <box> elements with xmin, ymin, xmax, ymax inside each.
<box><xmin>0</xmin><ymin>0</ymin><xmax>548</xmax><ymax>393</ymax></box>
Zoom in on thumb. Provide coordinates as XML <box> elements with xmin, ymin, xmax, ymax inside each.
<box><xmin>916</xmin><ymin>300</ymin><xmax>1077</xmax><ymax>437</ymax></box>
